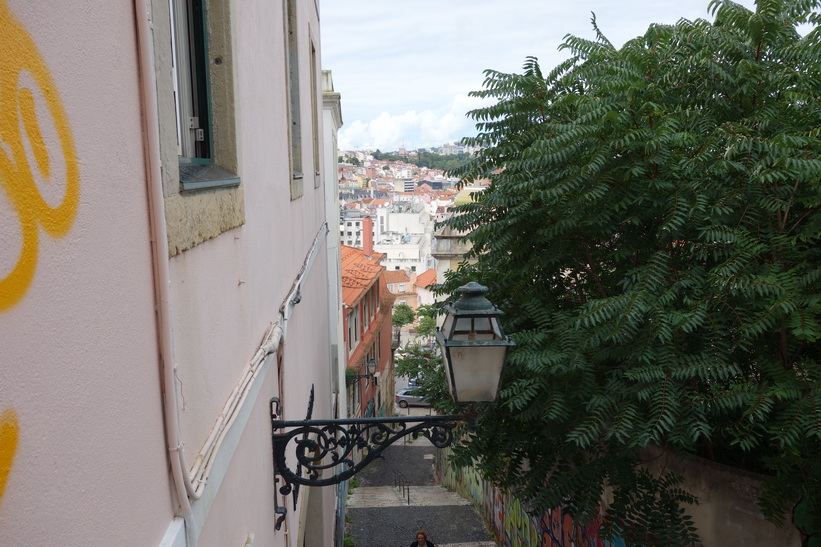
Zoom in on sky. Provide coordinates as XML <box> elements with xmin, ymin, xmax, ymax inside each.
<box><xmin>319</xmin><ymin>0</ymin><xmax>757</xmax><ymax>152</ymax></box>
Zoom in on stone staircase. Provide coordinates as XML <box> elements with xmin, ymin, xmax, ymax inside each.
<box><xmin>345</xmin><ymin>436</ymin><xmax>496</xmax><ymax>547</ymax></box>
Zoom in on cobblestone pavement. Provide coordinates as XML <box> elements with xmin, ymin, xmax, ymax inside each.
<box><xmin>345</xmin><ymin>437</ymin><xmax>495</xmax><ymax>547</ymax></box>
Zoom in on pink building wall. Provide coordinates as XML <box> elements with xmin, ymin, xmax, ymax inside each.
<box><xmin>1</xmin><ymin>0</ymin><xmax>338</xmax><ymax>545</ymax></box>
<box><xmin>0</xmin><ymin>1</ymin><xmax>171</xmax><ymax>544</ymax></box>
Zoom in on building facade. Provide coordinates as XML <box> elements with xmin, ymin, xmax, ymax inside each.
<box><xmin>340</xmin><ymin>245</ymin><xmax>396</xmax><ymax>418</ymax></box>
<box><xmin>1</xmin><ymin>1</ymin><xmax>339</xmax><ymax>546</ymax></box>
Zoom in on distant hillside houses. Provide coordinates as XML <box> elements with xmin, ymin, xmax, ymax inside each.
<box><xmin>337</xmin><ymin>147</ymin><xmax>490</xmax><ymax>319</ymax></box>
<box><xmin>339</xmin><ymin>172</ymin><xmax>486</xmax><ymax>274</ymax></box>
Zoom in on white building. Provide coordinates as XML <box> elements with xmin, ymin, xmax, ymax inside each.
<box><xmin>339</xmin><ymin>213</ymin><xmax>369</xmax><ymax>247</ymax></box>
<box><xmin>372</xmin><ymin>202</ymin><xmax>434</xmax><ymax>273</ymax></box>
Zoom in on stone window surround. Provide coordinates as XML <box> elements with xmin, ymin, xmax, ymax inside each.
<box><xmin>152</xmin><ymin>0</ymin><xmax>245</xmax><ymax>257</ymax></box>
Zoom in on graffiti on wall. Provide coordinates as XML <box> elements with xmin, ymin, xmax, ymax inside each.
<box><xmin>439</xmin><ymin>448</ymin><xmax>625</xmax><ymax>547</ymax></box>
<box><xmin>0</xmin><ymin>408</ymin><xmax>19</xmax><ymax>506</ymax></box>
<box><xmin>1</xmin><ymin>0</ymin><xmax>80</xmax><ymax>311</ymax></box>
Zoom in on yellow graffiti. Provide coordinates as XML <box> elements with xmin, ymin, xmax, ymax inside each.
<box><xmin>0</xmin><ymin>408</ymin><xmax>19</xmax><ymax>505</ymax></box>
<box><xmin>1</xmin><ymin>0</ymin><xmax>80</xmax><ymax>310</ymax></box>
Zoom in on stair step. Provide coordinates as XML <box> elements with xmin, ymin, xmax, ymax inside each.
<box><xmin>348</xmin><ymin>485</ymin><xmax>473</xmax><ymax>509</ymax></box>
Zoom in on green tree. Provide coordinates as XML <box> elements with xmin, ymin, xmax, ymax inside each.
<box><xmin>441</xmin><ymin>1</ymin><xmax>821</xmax><ymax>544</ymax></box>
<box><xmin>394</xmin><ymin>344</ymin><xmax>453</xmax><ymax>411</ymax></box>
<box><xmin>372</xmin><ymin>148</ymin><xmax>473</xmax><ymax>171</ymax></box>
<box><xmin>391</xmin><ymin>302</ymin><xmax>415</xmax><ymax>329</ymax></box>
<box><xmin>414</xmin><ymin>304</ymin><xmax>438</xmax><ymax>342</ymax></box>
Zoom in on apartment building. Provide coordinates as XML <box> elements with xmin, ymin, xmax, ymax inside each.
<box><xmin>340</xmin><ymin>246</ymin><xmax>396</xmax><ymax>418</ymax></box>
<box><xmin>384</xmin><ymin>270</ymin><xmax>419</xmax><ymax>310</ymax></box>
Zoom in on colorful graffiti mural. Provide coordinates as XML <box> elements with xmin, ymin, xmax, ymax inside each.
<box><xmin>0</xmin><ymin>408</ymin><xmax>19</xmax><ymax>506</ymax></box>
<box><xmin>438</xmin><ymin>448</ymin><xmax>625</xmax><ymax>547</ymax></box>
<box><xmin>0</xmin><ymin>0</ymin><xmax>80</xmax><ymax>311</ymax></box>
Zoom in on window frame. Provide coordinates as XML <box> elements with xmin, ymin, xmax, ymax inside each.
<box><xmin>170</xmin><ymin>0</ymin><xmax>240</xmax><ymax>192</ymax></box>
<box><xmin>284</xmin><ymin>0</ymin><xmax>303</xmax><ymax>199</ymax></box>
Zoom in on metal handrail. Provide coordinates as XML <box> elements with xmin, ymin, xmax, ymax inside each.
<box><xmin>393</xmin><ymin>469</ymin><xmax>411</xmax><ymax>505</ymax></box>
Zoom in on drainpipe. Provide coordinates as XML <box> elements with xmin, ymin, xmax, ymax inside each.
<box><xmin>133</xmin><ymin>0</ymin><xmax>196</xmax><ymax>543</ymax></box>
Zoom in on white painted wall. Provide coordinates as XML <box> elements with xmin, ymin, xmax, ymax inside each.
<box><xmin>0</xmin><ymin>2</ymin><xmax>171</xmax><ymax>545</ymax></box>
<box><xmin>323</xmin><ymin>72</ymin><xmax>346</xmax><ymax>419</ymax></box>
<box><xmin>0</xmin><ymin>1</ymin><xmax>336</xmax><ymax>546</ymax></box>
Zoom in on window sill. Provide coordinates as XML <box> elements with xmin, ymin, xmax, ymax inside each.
<box><xmin>180</xmin><ymin>162</ymin><xmax>241</xmax><ymax>192</ymax></box>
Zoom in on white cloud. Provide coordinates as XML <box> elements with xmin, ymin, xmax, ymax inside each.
<box><xmin>323</xmin><ymin>0</ymin><xmax>758</xmax><ymax>152</ymax></box>
<box><xmin>338</xmin><ymin>94</ymin><xmax>490</xmax><ymax>151</ymax></box>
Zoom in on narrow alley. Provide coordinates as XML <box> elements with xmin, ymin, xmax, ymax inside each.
<box><xmin>345</xmin><ymin>429</ymin><xmax>495</xmax><ymax>547</ymax></box>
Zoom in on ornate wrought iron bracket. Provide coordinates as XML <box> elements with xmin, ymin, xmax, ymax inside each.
<box><xmin>271</xmin><ymin>399</ymin><xmax>462</xmax><ymax>495</ymax></box>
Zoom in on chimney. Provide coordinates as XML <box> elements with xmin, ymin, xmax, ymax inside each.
<box><xmin>363</xmin><ymin>215</ymin><xmax>374</xmax><ymax>257</ymax></box>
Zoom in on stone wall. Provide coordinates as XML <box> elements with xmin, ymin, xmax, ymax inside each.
<box><xmin>436</xmin><ymin>449</ymin><xmax>622</xmax><ymax>547</ymax></box>
<box><xmin>437</xmin><ymin>446</ymin><xmax>804</xmax><ymax>547</ymax></box>
<box><xmin>641</xmin><ymin>448</ymin><xmax>802</xmax><ymax>547</ymax></box>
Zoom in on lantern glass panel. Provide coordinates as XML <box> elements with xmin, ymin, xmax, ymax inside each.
<box><xmin>450</xmin><ymin>317</ymin><xmax>504</xmax><ymax>341</ymax></box>
<box><xmin>446</xmin><ymin>345</ymin><xmax>507</xmax><ymax>403</ymax></box>
<box><xmin>441</xmin><ymin>314</ymin><xmax>454</xmax><ymax>337</ymax></box>
<box><xmin>471</xmin><ymin>317</ymin><xmax>492</xmax><ymax>334</ymax></box>
<box><xmin>453</xmin><ymin>317</ymin><xmax>472</xmax><ymax>335</ymax></box>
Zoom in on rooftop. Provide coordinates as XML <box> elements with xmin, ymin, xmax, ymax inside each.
<box><xmin>341</xmin><ymin>245</ymin><xmax>385</xmax><ymax>307</ymax></box>
<box><xmin>415</xmin><ymin>269</ymin><xmax>437</xmax><ymax>289</ymax></box>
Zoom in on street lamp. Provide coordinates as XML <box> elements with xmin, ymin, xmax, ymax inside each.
<box><xmin>347</xmin><ymin>358</ymin><xmax>378</xmax><ymax>386</ymax></box>
<box><xmin>270</xmin><ymin>281</ymin><xmax>513</xmax><ymax>528</ymax></box>
<box><xmin>436</xmin><ymin>282</ymin><xmax>513</xmax><ymax>404</ymax></box>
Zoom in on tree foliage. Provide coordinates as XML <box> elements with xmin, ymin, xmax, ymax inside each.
<box><xmin>440</xmin><ymin>0</ymin><xmax>821</xmax><ymax>543</ymax></box>
<box><xmin>392</xmin><ymin>302</ymin><xmax>415</xmax><ymax>328</ymax></box>
<box><xmin>372</xmin><ymin>149</ymin><xmax>474</xmax><ymax>171</ymax></box>
<box><xmin>394</xmin><ymin>344</ymin><xmax>457</xmax><ymax>414</ymax></box>
<box><xmin>414</xmin><ymin>305</ymin><xmax>439</xmax><ymax>341</ymax></box>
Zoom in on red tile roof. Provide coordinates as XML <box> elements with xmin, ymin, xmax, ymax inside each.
<box><xmin>383</xmin><ymin>270</ymin><xmax>410</xmax><ymax>284</ymax></box>
<box><xmin>341</xmin><ymin>245</ymin><xmax>385</xmax><ymax>307</ymax></box>
<box><xmin>414</xmin><ymin>269</ymin><xmax>437</xmax><ymax>289</ymax></box>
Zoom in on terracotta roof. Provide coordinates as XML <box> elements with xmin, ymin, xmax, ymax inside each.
<box><xmin>341</xmin><ymin>245</ymin><xmax>385</xmax><ymax>307</ymax></box>
<box><xmin>414</xmin><ymin>269</ymin><xmax>437</xmax><ymax>289</ymax></box>
<box><xmin>383</xmin><ymin>270</ymin><xmax>410</xmax><ymax>284</ymax></box>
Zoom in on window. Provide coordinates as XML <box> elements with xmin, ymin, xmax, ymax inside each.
<box><xmin>376</xmin><ymin>331</ymin><xmax>381</xmax><ymax>363</ymax></box>
<box><xmin>310</xmin><ymin>38</ymin><xmax>321</xmax><ymax>188</ymax></box>
<box><xmin>347</xmin><ymin>308</ymin><xmax>360</xmax><ymax>354</ymax></box>
<box><xmin>161</xmin><ymin>0</ymin><xmax>243</xmax><ymax>255</ymax></box>
<box><xmin>399</xmin><ymin>283</ymin><xmax>405</xmax><ymax>292</ymax></box>
<box><xmin>285</xmin><ymin>0</ymin><xmax>302</xmax><ymax>199</ymax></box>
<box><xmin>347</xmin><ymin>380</ymin><xmax>359</xmax><ymax>417</ymax></box>
<box><xmin>172</xmin><ymin>0</ymin><xmax>208</xmax><ymax>160</ymax></box>
<box><xmin>171</xmin><ymin>0</ymin><xmax>239</xmax><ymax>191</ymax></box>
<box><xmin>362</xmin><ymin>292</ymin><xmax>370</xmax><ymax>331</ymax></box>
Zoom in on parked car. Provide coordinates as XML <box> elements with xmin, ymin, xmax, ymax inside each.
<box><xmin>395</xmin><ymin>388</ymin><xmax>429</xmax><ymax>408</ymax></box>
